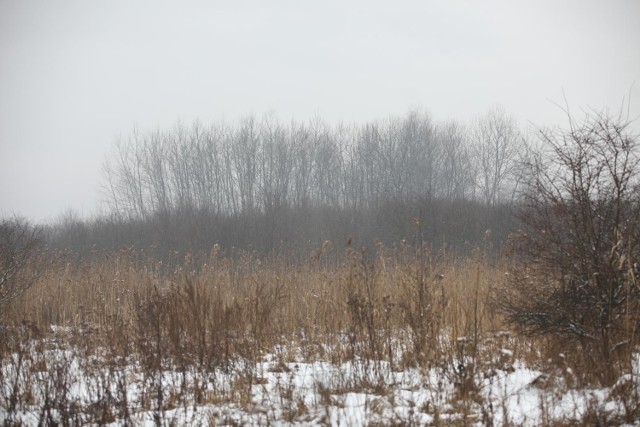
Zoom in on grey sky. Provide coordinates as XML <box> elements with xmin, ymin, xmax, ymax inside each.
<box><xmin>1</xmin><ymin>0</ymin><xmax>639</xmax><ymax>222</ymax></box>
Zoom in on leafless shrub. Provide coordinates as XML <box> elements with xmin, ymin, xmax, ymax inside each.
<box><xmin>497</xmin><ymin>108</ymin><xmax>640</xmax><ymax>386</ymax></box>
<box><xmin>0</xmin><ymin>217</ymin><xmax>45</xmax><ymax>309</ymax></box>
<box><xmin>0</xmin><ymin>324</ymin><xmax>37</xmax><ymax>424</ymax></box>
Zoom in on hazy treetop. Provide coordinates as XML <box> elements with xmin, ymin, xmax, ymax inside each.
<box><xmin>1</xmin><ymin>0</ymin><xmax>639</xmax><ymax>221</ymax></box>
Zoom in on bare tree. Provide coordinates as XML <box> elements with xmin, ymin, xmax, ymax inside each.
<box><xmin>472</xmin><ymin>107</ymin><xmax>524</xmax><ymax>205</ymax></box>
<box><xmin>140</xmin><ymin>129</ymin><xmax>171</xmax><ymax>215</ymax></box>
<box><xmin>232</xmin><ymin>116</ymin><xmax>259</xmax><ymax>215</ymax></box>
<box><xmin>379</xmin><ymin>111</ymin><xmax>436</xmax><ymax>203</ymax></box>
<box><xmin>309</xmin><ymin>117</ymin><xmax>341</xmax><ymax>207</ymax></box>
<box><xmin>103</xmin><ymin>132</ymin><xmax>149</xmax><ymax>220</ymax></box>
<box><xmin>435</xmin><ymin>121</ymin><xmax>475</xmax><ymax>201</ymax></box>
<box><xmin>258</xmin><ymin>113</ymin><xmax>293</xmax><ymax>212</ymax></box>
<box><xmin>0</xmin><ymin>217</ymin><xmax>44</xmax><ymax>307</ymax></box>
<box><xmin>291</xmin><ymin>121</ymin><xmax>312</xmax><ymax>209</ymax></box>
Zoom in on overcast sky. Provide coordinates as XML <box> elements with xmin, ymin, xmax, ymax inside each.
<box><xmin>1</xmin><ymin>0</ymin><xmax>639</xmax><ymax>222</ymax></box>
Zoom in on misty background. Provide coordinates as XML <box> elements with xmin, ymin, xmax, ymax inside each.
<box><xmin>1</xmin><ymin>0</ymin><xmax>639</xmax><ymax>223</ymax></box>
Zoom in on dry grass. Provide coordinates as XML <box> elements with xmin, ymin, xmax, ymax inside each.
<box><xmin>4</xmin><ymin>243</ymin><xmax>509</xmax><ymax>362</ymax></box>
<box><xmin>1</xmin><ymin>242</ymin><xmax>637</xmax><ymax>425</ymax></box>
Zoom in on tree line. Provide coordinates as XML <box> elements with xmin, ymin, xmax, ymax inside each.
<box><xmin>103</xmin><ymin>108</ymin><xmax>525</xmax><ymax>219</ymax></box>
<box><xmin>55</xmin><ymin>108</ymin><xmax>522</xmax><ymax>258</ymax></box>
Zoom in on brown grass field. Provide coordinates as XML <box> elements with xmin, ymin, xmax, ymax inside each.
<box><xmin>1</xmin><ymin>241</ymin><xmax>639</xmax><ymax>425</ymax></box>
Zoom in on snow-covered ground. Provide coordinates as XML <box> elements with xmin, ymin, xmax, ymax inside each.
<box><xmin>2</xmin><ymin>331</ymin><xmax>639</xmax><ymax>426</ymax></box>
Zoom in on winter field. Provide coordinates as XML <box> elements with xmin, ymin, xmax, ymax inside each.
<box><xmin>2</xmin><ymin>244</ymin><xmax>639</xmax><ymax>426</ymax></box>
